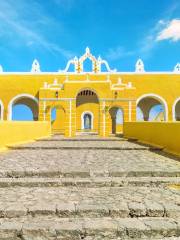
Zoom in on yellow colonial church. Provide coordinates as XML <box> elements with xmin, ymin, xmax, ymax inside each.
<box><xmin>0</xmin><ymin>47</ymin><xmax>180</xmax><ymax>137</ymax></box>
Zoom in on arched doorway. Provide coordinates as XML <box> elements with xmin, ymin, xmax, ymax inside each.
<box><xmin>81</xmin><ymin>111</ymin><xmax>93</xmax><ymax>130</ymax></box>
<box><xmin>49</xmin><ymin>105</ymin><xmax>65</xmax><ymax>134</ymax></box>
<box><xmin>8</xmin><ymin>94</ymin><xmax>38</xmax><ymax>121</ymax></box>
<box><xmin>136</xmin><ymin>94</ymin><xmax>168</xmax><ymax>121</ymax></box>
<box><xmin>173</xmin><ymin>98</ymin><xmax>180</xmax><ymax>121</ymax></box>
<box><xmin>76</xmin><ymin>89</ymin><xmax>99</xmax><ymax>133</ymax></box>
<box><xmin>109</xmin><ymin>107</ymin><xmax>124</xmax><ymax>134</ymax></box>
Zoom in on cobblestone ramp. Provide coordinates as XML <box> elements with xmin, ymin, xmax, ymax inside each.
<box><xmin>0</xmin><ymin>135</ymin><xmax>179</xmax><ymax>239</ymax></box>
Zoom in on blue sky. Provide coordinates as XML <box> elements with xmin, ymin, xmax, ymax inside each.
<box><xmin>0</xmin><ymin>0</ymin><xmax>180</xmax><ymax>72</ymax></box>
<box><xmin>2</xmin><ymin>0</ymin><xmax>179</xmax><ymax>121</ymax></box>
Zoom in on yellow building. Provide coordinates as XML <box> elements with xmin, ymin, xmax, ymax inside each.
<box><xmin>0</xmin><ymin>48</ymin><xmax>180</xmax><ymax>137</ymax></box>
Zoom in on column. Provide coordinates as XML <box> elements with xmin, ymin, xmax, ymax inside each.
<box><xmin>38</xmin><ymin>100</ymin><xmax>48</xmax><ymax>121</ymax></box>
<box><xmin>130</xmin><ymin>100</ymin><xmax>137</xmax><ymax>121</ymax></box>
<box><xmin>64</xmin><ymin>99</ymin><xmax>76</xmax><ymax>137</ymax></box>
<box><xmin>3</xmin><ymin>107</ymin><xmax>8</xmax><ymax>121</ymax></box>
<box><xmin>167</xmin><ymin>103</ymin><xmax>172</xmax><ymax>122</ymax></box>
<box><xmin>99</xmin><ymin>101</ymin><xmax>110</xmax><ymax>137</ymax></box>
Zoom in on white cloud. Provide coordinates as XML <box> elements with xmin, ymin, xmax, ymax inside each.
<box><xmin>135</xmin><ymin>21</ymin><xmax>164</xmax><ymax>59</ymax></box>
<box><xmin>106</xmin><ymin>18</ymin><xmax>180</xmax><ymax>62</ymax></box>
<box><xmin>0</xmin><ymin>0</ymin><xmax>74</xmax><ymax>59</ymax></box>
<box><xmin>156</xmin><ymin>19</ymin><xmax>180</xmax><ymax>42</ymax></box>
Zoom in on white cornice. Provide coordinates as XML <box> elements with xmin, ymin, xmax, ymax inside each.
<box><xmin>39</xmin><ymin>97</ymin><xmax>136</xmax><ymax>101</ymax></box>
<box><xmin>0</xmin><ymin>71</ymin><xmax>180</xmax><ymax>75</ymax></box>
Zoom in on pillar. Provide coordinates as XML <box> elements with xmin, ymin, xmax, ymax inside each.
<box><xmin>167</xmin><ymin>103</ymin><xmax>173</xmax><ymax>122</ymax></box>
<box><xmin>129</xmin><ymin>101</ymin><xmax>136</xmax><ymax>122</ymax></box>
<box><xmin>39</xmin><ymin>100</ymin><xmax>48</xmax><ymax>121</ymax></box>
<box><xmin>141</xmin><ymin>107</ymin><xmax>150</xmax><ymax>121</ymax></box>
<box><xmin>99</xmin><ymin>101</ymin><xmax>111</xmax><ymax>137</ymax></box>
<box><xmin>3</xmin><ymin>108</ymin><xmax>8</xmax><ymax>121</ymax></box>
<box><xmin>64</xmin><ymin>99</ymin><xmax>76</xmax><ymax>137</ymax></box>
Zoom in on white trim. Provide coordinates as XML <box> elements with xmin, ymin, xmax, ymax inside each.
<box><xmin>136</xmin><ymin>93</ymin><xmax>168</xmax><ymax>121</ymax></box>
<box><xmin>172</xmin><ymin>97</ymin><xmax>180</xmax><ymax>121</ymax></box>
<box><xmin>101</xmin><ymin>98</ymin><xmax>136</xmax><ymax>101</ymax></box>
<box><xmin>8</xmin><ymin>93</ymin><xmax>38</xmax><ymax>120</ymax></box>
<box><xmin>40</xmin><ymin>98</ymin><xmax>136</xmax><ymax>102</ymax></box>
<box><xmin>0</xmin><ymin>99</ymin><xmax>4</xmax><ymax>120</ymax></box>
<box><xmin>40</xmin><ymin>98</ymin><xmax>76</xmax><ymax>101</ymax></box>
<box><xmin>59</xmin><ymin>47</ymin><xmax>116</xmax><ymax>73</ymax></box>
<box><xmin>0</xmin><ymin>71</ymin><xmax>179</xmax><ymax>75</ymax></box>
<box><xmin>81</xmin><ymin>111</ymin><xmax>94</xmax><ymax>130</ymax></box>
<box><xmin>65</xmin><ymin>80</ymin><xmax>111</xmax><ymax>84</ymax></box>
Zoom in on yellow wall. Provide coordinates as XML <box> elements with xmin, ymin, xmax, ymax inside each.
<box><xmin>0</xmin><ymin>72</ymin><xmax>180</xmax><ymax>137</ymax></box>
<box><xmin>0</xmin><ymin>48</ymin><xmax>179</xmax><ymax>138</ymax></box>
<box><xmin>0</xmin><ymin>121</ymin><xmax>51</xmax><ymax>149</ymax></box>
<box><xmin>124</xmin><ymin>122</ymin><xmax>180</xmax><ymax>156</ymax></box>
<box><xmin>116</xmin><ymin>124</ymin><xmax>123</xmax><ymax>133</ymax></box>
<box><xmin>1</xmin><ymin>73</ymin><xmax>180</xmax><ymax>121</ymax></box>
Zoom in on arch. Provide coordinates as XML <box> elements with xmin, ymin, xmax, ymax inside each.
<box><xmin>0</xmin><ymin>99</ymin><xmax>4</xmax><ymax>120</ymax></box>
<box><xmin>109</xmin><ymin>106</ymin><xmax>124</xmax><ymax>134</ymax></box>
<box><xmin>172</xmin><ymin>97</ymin><xmax>180</xmax><ymax>121</ymax></box>
<box><xmin>8</xmin><ymin>94</ymin><xmax>38</xmax><ymax>121</ymax></box>
<box><xmin>47</xmin><ymin>104</ymin><xmax>66</xmax><ymax>134</ymax></box>
<box><xmin>83</xmin><ymin>58</ymin><xmax>93</xmax><ymax>72</ymax></box>
<box><xmin>136</xmin><ymin>93</ymin><xmax>168</xmax><ymax>121</ymax></box>
<box><xmin>76</xmin><ymin>89</ymin><xmax>99</xmax><ymax>107</ymax></box>
<box><xmin>76</xmin><ymin>89</ymin><xmax>99</xmax><ymax>133</ymax></box>
<box><xmin>45</xmin><ymin>104</ymin><xmax>65</xmax><ymax>113</ymax></box>
<box><xmin>51</xmin><ymin>108</ymin><xmax>57</xmax><ymax>122</ymax></box>
<box><xmin>49</xmin><ymin>105</ymin><xmax>66</xmax><ymax>121</ymax></box>
<box><xmin>136</xmin><ymin>106</ymin><xmax>144</xmax><ymax>121</ymax></box>
<box><xmin>75</xmin><ymin>87</ymin><xmax>99</xmax><ymax>100</ymax></box>
<box><xmin>81</xmin><ymin>111</ymin><xmax>94</xmax><ymax>130</ymax></box>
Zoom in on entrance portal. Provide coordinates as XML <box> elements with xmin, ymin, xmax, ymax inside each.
<box><xmin>76</xmin><ymin>89</ymin><xmax>99</xmax><ymax>133</ymax></box>
<box><xmin>109</xmin><ymin>107</ymin><xmax>124</xmax><ymax>134</ymax></box>
<box><xmin>49</xmin><ymin>106</ymin><xmax>65</xmax><ymax>134</ymax></box>
<box><xmin>82</xmin><ymin>112</ymin><xmax>93</xmax><ymax>130</ymax></box>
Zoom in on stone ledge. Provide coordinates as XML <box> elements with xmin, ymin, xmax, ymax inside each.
<box><xmin>0</xmin><ymin>217</ymin><xmax>179</xmax><ymax>239</ymax></box>
<box><xmin>0</xmin><ymin>177</ymin><xmax>179</xmax><ymax>187</ymax></box>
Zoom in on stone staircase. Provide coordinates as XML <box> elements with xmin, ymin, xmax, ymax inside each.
<box><xmin>0</xmin><ymin>136</ymin><xmax>179</xmax><ymax>239</ymax></box>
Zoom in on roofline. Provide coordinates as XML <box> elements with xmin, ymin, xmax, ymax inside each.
<box><xmin>0</xmin><ymin>71</ymin><xmax>179</xmax><ymax>75</ymax></box>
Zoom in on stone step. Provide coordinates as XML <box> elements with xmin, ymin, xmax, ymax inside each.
<box><xmin>0</xmin><ymin>186</ymin><xmax>179</xmax><ymax>219</ymax></box>
<box><xmin>6</xmin><ymin>138</ymin><xmax>157</xmax><ymax>150</ymax></box>
<box><xmin>0</xmin><ymin>201</ymin><xmax>180</xmax><ymax>219</ymax></box>
<box><xmin>36</xmin><ymin>138</ymin><xmax>127</xmax><ymax>141</ymax></box>
<box><xmin>1</xmin><ymin>170</ymin><xmax>180</xmax><ymax>178</ymax></box>
<box><xmin>0</xmin><ymin>177</ymin><xmax>179</xmax><ymax>188</ymax></box>
<box><xmin>0</xmin><ymin>217</ymin><xmax>179</xmax><ymax>239</ymax></box>
<box><xmin>8</xmin><ymin>146</ymin><xmax>159</xmax><ymax>151</ymax></box>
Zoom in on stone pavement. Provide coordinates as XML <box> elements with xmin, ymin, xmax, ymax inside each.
<box><xmin>0</xmin><ymin>135</ymin><xmax>179</xmax><ymax>239</ymax></box>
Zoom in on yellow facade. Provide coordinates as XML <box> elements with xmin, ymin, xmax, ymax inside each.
<box><xmin>0</xmin><ymin>48</ymin><xmax>180</xmax><ymax>137</ymax></box>
<box><xmin>124</xmin><ymin>122</ymin><xmax>180</xmax><ymax>156</ymax></box>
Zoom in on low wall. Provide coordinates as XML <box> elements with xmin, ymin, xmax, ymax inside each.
<box><xmin>0</xmin><ymin>121</ymin><xmax>51</xmax><ymax>149</ymax></box>
<box><xmin>124</xmin><ymin>122</ymin><xmax>180</xmax><ymax>156</ymax></box>
<box><xmin>116</xmin><ymin>124</ymin><xmax>123</xmax><ymax>133</ymax></box>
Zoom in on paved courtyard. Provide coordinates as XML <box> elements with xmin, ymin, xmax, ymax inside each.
<box><xmin>0</xmin><ymin>135</ymin><xmax>179</xmax><ymax>239</ymax></box>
